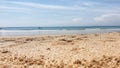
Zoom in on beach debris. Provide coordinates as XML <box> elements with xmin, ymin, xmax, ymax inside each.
<box><xmin>73</xmin><ymin>60</ymin><xmax>82</xmax><ymax>64</ymax></box>
<box><xmin>25</xmin><ymin>38</ymin><xmax>34</xmax><ymax>41</ymax></box>
<box><xmin>46</xmin><ymin>48</ymin><xmax>51</xmax><ymax>50</ymax></box>
<box><xmin>59</xmin><ymin>38</ymin><xmax>72</xmax><ymax>42</ymax></box>
<box><xmin>0</xmin><ymin>49</ymin><xmax>10</xmax><ymax>53</ymax></box>
<box><xmin>71</xmin><ymin>48</ymin><xmax>81</xmax><ymax>51</ymax></box>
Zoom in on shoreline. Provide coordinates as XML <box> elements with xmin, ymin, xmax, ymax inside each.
<box><xmin>0</xmin><ymin>29</ymin><xmax>120</xmax><ymax>36</ymax></box>
<box><xmin>0</xmin><ymin>31</ymin><xmax>119</xmax><ymax>38</ymax></box>
<box><xmin>0</xmin><ymin>32</ymin><xmax>120</xmax><ymax>68</ymax></box>
<box><xmin>0</xmin><ymin>32</ymin><xmax>117</xmax><ymax>38</ymax></box>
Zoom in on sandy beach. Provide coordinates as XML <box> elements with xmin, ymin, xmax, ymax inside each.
<box><xmin>0</xmin><ymin>32</ymin><xmax>120</xmax><ymax>68</ymax></box>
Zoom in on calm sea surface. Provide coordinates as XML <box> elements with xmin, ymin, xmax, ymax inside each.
<box><xmin>0</xmin><ymin>26</ymin><xmax>120</xmax><ymax>36</ymax></box>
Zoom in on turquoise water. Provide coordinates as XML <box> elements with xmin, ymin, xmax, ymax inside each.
<box><xmin>0</xmin><ymin>26</ymin><xmax>120</xmax><ymax>36</ymax></box>
<box><xmin>0</xmin><ymin>26</ymin><xmax>120</xmax><ymax>30</ymax></box>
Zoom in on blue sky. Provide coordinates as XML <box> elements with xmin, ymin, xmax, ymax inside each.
<box><xmin>0</xmin><ymin>0</ymin><xmax>120</xmax><ymax>27</ymax></box>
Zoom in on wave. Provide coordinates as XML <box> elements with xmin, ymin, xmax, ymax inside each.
<box><xmin>0</xmin><ymin>26</ymin><xmax>120</xmax><ymax>36</ymax></box>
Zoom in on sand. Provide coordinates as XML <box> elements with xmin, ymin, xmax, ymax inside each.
<box><xmin>0</xmin><ymin>32</ymin><xmax>120</xmax><ymax>68</ymax></box>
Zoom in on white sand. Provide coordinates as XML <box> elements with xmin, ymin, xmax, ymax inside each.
<box><xmin>0</xmin><ymin>32</ymin><xmax>120</xmax><ymax>68</ymax></box>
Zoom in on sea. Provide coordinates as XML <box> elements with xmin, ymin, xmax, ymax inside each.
<box><xmin>0</xmin><ymin>26</ymin><xmax>120</xmax><ymax>36</ymax></box>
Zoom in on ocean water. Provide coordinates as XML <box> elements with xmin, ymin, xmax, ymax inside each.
<box><xmin>0</xmin><ymin>26</ymin><xmax>120</xmax><ymax>36</ymax></box>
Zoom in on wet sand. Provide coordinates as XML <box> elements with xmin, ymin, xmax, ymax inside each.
<box><xmin>0</xmin><ymin>32</ymin><xmax>120</xmax><ymax>68</ymax></box>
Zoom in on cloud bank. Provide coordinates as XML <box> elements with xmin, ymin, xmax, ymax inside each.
<box><xmin>0</xmin><ymin>0</ymin><xmax>120</xmax><ymax>26</ymax></box>
<box><xmin>94</xmin><ymin>14</ymin><xmax>120</xmax><ymax>25</ymax></box>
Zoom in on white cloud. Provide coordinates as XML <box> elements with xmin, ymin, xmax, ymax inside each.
<box><xmin>94</xmin><ymin>14</ymin><xmax>120</xmax><ymax>26</ymax></box>
<box><xmin>0</xmin><ymin>6</ymin><xmax>28</xmax><ymax>10</ymax></box>
<box><xmin>94</xmin><ymin>14</ymin><xmax>120</xmax><ymax>23</ymax></box>
<box><xmin>72</xmin><ymin>18</ymin><xmax>82</xmax><ymax>22</ymax></box>
<box><xmin>1</xmin><ymin>1</ymin><xmax>120</xmax><ymax>13</ymax></box>
<box><xmin>4</xmin><ymin>1</ymin><xmax>81</xmax><ymax>10</ymax></box>
<box><xmin>0</xmin><ymin>5</ymin><xmax>31</xmax><ymax>13</ymax></box>
<box><xmin>82</xmin><ymin>2</ymin><xmax>99</xmax><ymax>6</ymax></box>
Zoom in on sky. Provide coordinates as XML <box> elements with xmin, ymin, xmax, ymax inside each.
<box><xmin>0</xmin><ymin>0</ymin><xmax>120</xmax><ymax>27</ymax></box>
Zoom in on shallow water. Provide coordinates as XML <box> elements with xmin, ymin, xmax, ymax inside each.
<box><xmin>0</xmin><ymin>28</ymin><xmax>120</xmax><ymax>36</ymax></box>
